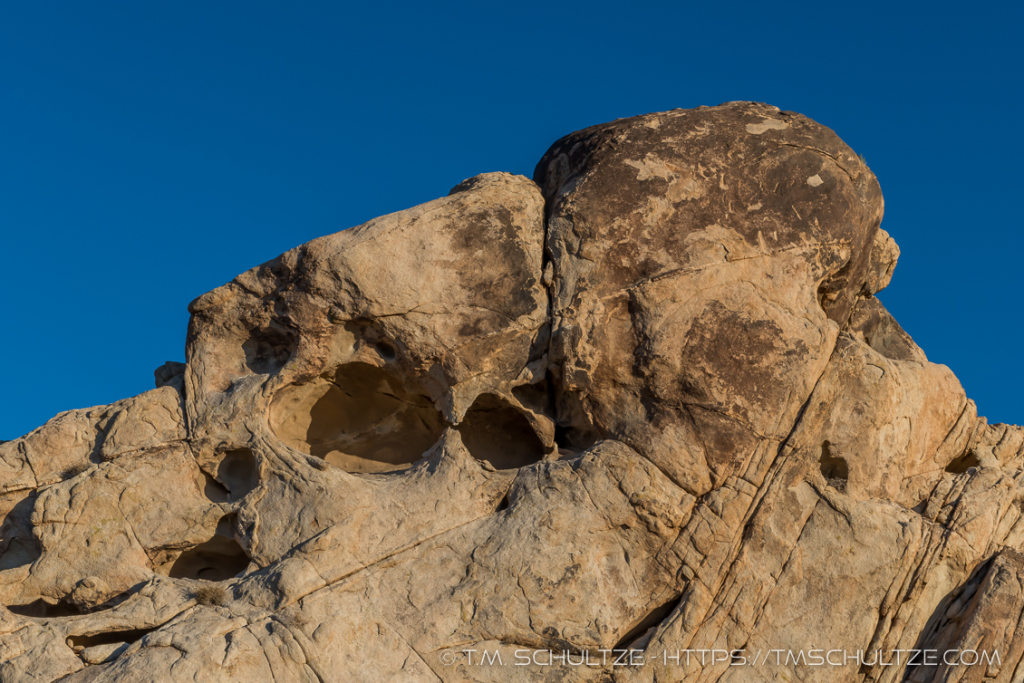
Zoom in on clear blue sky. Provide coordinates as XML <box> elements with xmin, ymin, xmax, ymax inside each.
<box><xmin>2</xmin><ymin>2</ymin><xmax>1021</xmax><ymax>439</ymax></box>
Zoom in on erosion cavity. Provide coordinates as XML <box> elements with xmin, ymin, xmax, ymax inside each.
<box><xmin>0</xmin><ymin>492</ymin><xmax>41</xmax><ymax>571</ymax></box>
<box><xmin>242</xmin><ymin>324</ymin><xmax>295</xmax><ymax>374</ymax></box>
<box><xmin>269</xmin><ymin>362</ymin><xmax>446</xmax><ymax>473</ymax></box>
<box><xmin>458</xmin><ymin>393</ymin><xmax>546</xmax><ymax>470</ymax></box>
<box><xmin>946</xmin><ymin>450</ymin><xmax>981</xmax><ymax>474</ymax></box>
<box><xmin>819</xmin><ymin>441</ymin><xmax>849</xmax><ymax>490</ymax></box>
<box><xmin>156</xmin><ymin>515</ymin><xmax>250</xmax><ymax>582</ymax></box>
<box><xmin>197</xmin><ymin>448</ymin><xmax>259</xmax><ymax>502</ymax></box>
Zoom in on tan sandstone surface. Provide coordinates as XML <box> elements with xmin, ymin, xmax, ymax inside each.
<box><xmin>1</xmin><ymin>102</ymin><xmax>1021</xmax><ymax>682</ymax></box>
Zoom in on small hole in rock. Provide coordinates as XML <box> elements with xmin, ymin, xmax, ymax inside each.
<box><xmin>270</xmin><ymin>362</ymin><xmax>446</xmax><ymax>473</ymax></box>
<box><xmin>819</xmin><ymin>442</ymin><xmax>848</xmax><ymax>490</ymax></box>
<box><xmin>242</xmin><ymin>325</ymin><xmax>295</xmax><ymax>375</ymax></box>
<box><xmin>495</xmin><ymin>493</ymin><xmax>511</xmax><ymax>512</ymax></box>
<box><xmin>160</xmin><ymin>516</ymin><xmax>250</xmax><ymax>581</ymax></box>
<box><xmin>458</xmin><ymin>394</ymin><xmax>546</xmax><ymax>470</ymax></box>
<box><xmin>946</xmin><ymin>451</ymin><xmax>981</xmax><ymax>475</ymax></box>
<box><xmin>374</xmin><ymin>341</ymin><xmax>397</xmax><ymax>361</ymax></box>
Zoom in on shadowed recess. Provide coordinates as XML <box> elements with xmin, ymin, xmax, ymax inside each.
<box><xmin>7</xmin><ymin>589</ymin><xmax>131</xmax><ymax>618</ymax></box>
<box><xmin>816</xmin><ymin>260</ymin><xmax>853</xmax><ymax>316</ymax></box>
<box><xmin>242</xmin><ymin>324</ymin><xmax>295</xmax><ymax>375</ymax></box>
<box><xmin>0</xmin><ymin>493</ymin><xmax>41</xmax><ymax>571</ymax></box>
<box><xmin>612</xmin><ymin>595</ymin><xmax>682</xmax><ymax>651</ymax></box>
<box><xmin>946</xmin><ymin>450</ymin><xmax>981</xmax><ymax>474</ymax></box>
<box><xmin>7</xmin><ymin>598</ymin><xmax>83</xmax><ymax>618</ymax></box>
<box><xmin>198</xmin><ymin>470</ymin><xmax>230</xmax><ymax>504</ymax></box>
<box><xmin>269</xmin><ymin>362</ymin><xmax>446</xmax><ymax>473</ymax></box>
<box><xmin>819</xmin><ymin>441</ymin><xmax>849</xmax><ymax>490</ymax></box>
<box><xmin>5</xmin><ymin>581</ymin><xmax>134</xmax><ymax>618</ymax></box>
<box><xmin>458</xmin><ymin>393</ymin><xmax>546</xmax><ymax>470</ymax></box>
<box><xmin>198</xmin><ymin>448</ymin><xmax>258</xmax><ymax>502</ymax></box>
<box><xmin>158</xmin><ymin>515</ymin><xmax>250</xmax><ymax>581</ymax></box>
<box><xmin>511</xmin><ymin>377</ymin><xmax>553</xmax><ymax>417</ymax></box>
<box><xmin>68</xmin><ymin>627</ymin><xmax>155</xmax><ymax>651</ymax></box>
<box><xmin>553</xmin><ymin>423</ymin><xmax>602</xmax><ymax>456</ymax></box>
<box><xmin>513</xmin><ymin>372</ymin><xmax>600</xmax><ymax>455</ymax></box>
<box><xmin>901</xmin><ymin>556</ymin><xmax>995</xmax><ymax>680</ymax></box>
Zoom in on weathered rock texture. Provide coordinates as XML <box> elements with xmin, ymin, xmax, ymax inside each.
<box><xmin>1</xmin><ymin>102</ymin><xmax>1020</xmax><ymax>682</ymax></box>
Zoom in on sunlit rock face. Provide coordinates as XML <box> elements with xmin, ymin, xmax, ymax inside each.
<box><xmin>1</xmin><ymin>102</ymin><xmax>1021</xmax><ymax>683</ymax></box>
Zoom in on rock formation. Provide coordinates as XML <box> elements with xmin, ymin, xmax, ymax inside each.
<box><xmin>1</xmin><ymin>102</ymin><xmax>1021</xmax><ymax>682</ymax></box>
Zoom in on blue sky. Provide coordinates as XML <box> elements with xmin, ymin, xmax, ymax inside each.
<box><xmin>1</xmin><ymin>2</ymin><xmax>1021</xmax><ymax>439</ymax></box>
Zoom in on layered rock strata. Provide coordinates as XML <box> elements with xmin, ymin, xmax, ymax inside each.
<box><xmin>1</xmin><ymin>102</ymin><xmax>1020</xmax><ymax>683</ymax></box>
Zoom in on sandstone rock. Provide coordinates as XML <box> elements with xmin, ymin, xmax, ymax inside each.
<box><xmin>0</xmin><ymin>103</ymin><xmax>1019</xmax><ymax>683</ymax></box>
<box><xmin>535</xmin><ymin>102</ymin><xmax>884</xmax><ymax>497</ymax></box>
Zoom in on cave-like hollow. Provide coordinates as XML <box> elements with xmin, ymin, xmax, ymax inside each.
<box><xmin>269</xmin><ymin>362</ymin><xmax>447</xmax><ymax>473</ymax></box>
<box><xmin>457</xmin><ymin>393</ymin><xmax>547</xmax><ymax>470</ymax></box>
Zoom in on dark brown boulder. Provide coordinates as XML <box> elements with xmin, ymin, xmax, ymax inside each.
<box><xmin>535</xmin><ymin>102</ymin><xmax>885</xmax><ymax>494</ymax></box>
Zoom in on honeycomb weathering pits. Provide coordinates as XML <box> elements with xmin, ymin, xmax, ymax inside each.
<box><xmin>270</xmin><ymin>368</ymin><xmax>551</xmax><ymax>473</ymax></box>
<box><xmin>1</xmin><ymin>102</ymin><xmax>1022</xmax><ymax>682</ymax></box>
